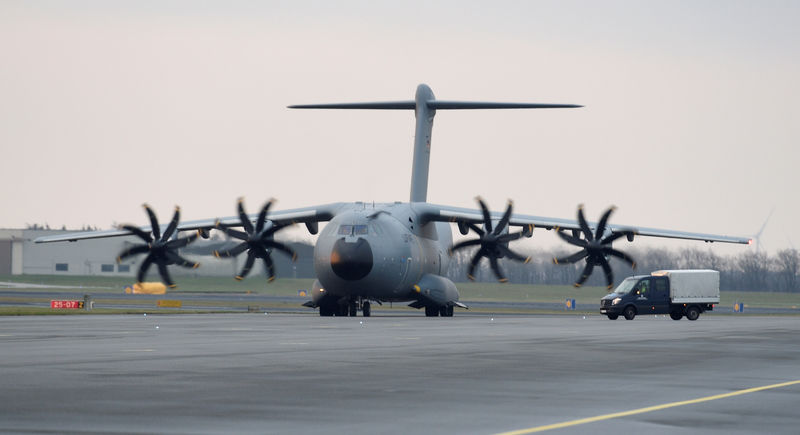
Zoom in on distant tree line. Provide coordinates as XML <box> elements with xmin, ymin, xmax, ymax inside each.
<box><xmin>446</xmin><ymin>247</ymin><xmax>800</xmax><ymax>292</ymax></box>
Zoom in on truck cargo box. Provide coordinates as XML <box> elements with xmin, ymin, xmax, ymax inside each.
<box><xmin>651</xmin><ymin>270</ymin><xmax>720</xmax><ymax>304</ymax></box>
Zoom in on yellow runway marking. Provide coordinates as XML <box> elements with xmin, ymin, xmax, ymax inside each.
<box><xmin>496</xmin><ymin>379</ymin><xmax>800</xmax><ymax>435</ymax></box>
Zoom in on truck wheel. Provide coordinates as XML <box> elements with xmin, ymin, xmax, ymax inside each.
<box><xmin>623</xmin><ymin>306</ymin><xmax>636</xmax><ymax>320</ymax></box>
<box><xmin>685</xmin><ymin>306</ymin><xmax>701</xmax><ymax>321</ymax></box>
<box><xmin>607</xmin><ymin>314</ymin><xmax>619</xmax><ymax>320</ymax></box>
<box><xmin>669</xmin><ymin>310</ymin><xmax>683</xmax><ymax>321</ymax></box>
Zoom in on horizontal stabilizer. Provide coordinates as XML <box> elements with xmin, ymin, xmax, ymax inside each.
<box><xmin>428</xmin><ymin>101</ymin><xmax>582</xmax><ymax>110</ymax></box>
<box><xmin>288</xmin><ymin>101</ymin><xmax>415</xmax><ymax>110</ymax></box>
<box><xmin>289</xmin><ymin>100</ymin><xmax>581</xmax><ymax>110</ymax></box>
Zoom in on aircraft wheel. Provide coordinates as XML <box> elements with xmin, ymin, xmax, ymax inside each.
<box><xmin>439</xmin><ymin>305</ymin><xmax>453</xmax><ymax>317</ymax></box>
<box><xmin>425</xmin><ymin>306</ymin><xmax>439</xmax><ymax>317</ymax></box>
<box><xmin>349</xmin><ymin>301</ymin><xmax>358</xmax><ymax>317</ymax></box>
<box><xmin>623</xmin><ymin>306</ymin><xmax>636</xmax><ymax>320</ymax></box>
<box><xmin>362</xmin><ymin>301</ymin><xmax>371</xmax><ymax>317</ymax></box>
<box><xmin>319</xmin><ymin>301</ymin><xmax>335</xmax><ymax>317</ymax></box>
<box><xmin>607</xmin><ymin>314</ymin><xmax>618</xmax><ymax>320</ymax></box>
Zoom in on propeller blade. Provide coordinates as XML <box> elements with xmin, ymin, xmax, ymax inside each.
<box><xmin>143</xmin><ymin>204</ymin><xmax>161</xmax><ymax>240</ymax></box>
<box><xmin>165</xmin><ymin>251</ymin><xmax>199</xmax><ymax>269</ymax></box>
<box><xmin>476</xmin><ymin>197</ymin><xmax>493</xmax><ymax>234</ymax></box>
<box><xmin>606</xmin><ymin>248</ymin><xmax>637</xmax><ymax>268</ymax></box>
<box><xmin>467</xmin><ymin>249</ymin><xmax>484</xmax><ymax>281</ymax></box>
<box><xmin>595</xmin><ymin>206</ymin><xmax>615</xmax><ymax>240</ymax></box>
<box><xmin>216</xmin><ymin>226</ymin><xmax>249</xmax><ymax>241</ymax></box>
<box><xmin>120</xmin><ymin>225</ymin><xmax>153</xmax><ymax>243</ymax></box>
<box><xmin>577</xmin><ymin>205</ymin><xmax>593</xmax><ymax>242</ymax></box>
<box><xmin>601</xmin><ymin>232</ymin><xmax>628</xmax><ymax>245</ymax></box>
<box><xmin>165</xmin><ymin>232</ymin><xmax>199</xmax><ymax>249</ymax></box>
<box><xmin>263</xmin><ymin>240</ymin><xmax>297</xmax><ymax>262</ymax></box>
<box><xmin>162</xmin><ymin>206</ymin><xmax>181</xmax><ymax>241</ymax></box>
<box><xmin>574</xmin><ymin>262</ymin><xmax>595</xmax><ymax>287</ymax></box>
<box><xmin>237</xmin><ymin>198</ymin><xmax>255</xmax><ymax>234</ymax></box>
<box><xmin>214</xmin><ymin>242</ymin><xmax>249</xmax><ymax>258</ymax></box>
<box><xmin>497</xmin><ymin>244</ymin><xmax>530</xmax><ymax>263</ymax></box>
<box><xmin>236</xmin><ymin>251</ymin><xmax>256</xmax><ymax>280</ymax></box>
<box><xmin>556</xmin><ymin>230</ymin><xmax>588</xmax><ymax>248</ymax></box>
<box><xmin>553</xmin><ymin>250</ymin><xmax>588</xmax><ymax>265</ymax></box>
<box><xmin>261</xmin><ymin>254</ymin><xmax>276</xmax><ymax>282</ymax></box>
<box><xmin>450</xmin><ymin>239</ymin><xmax>482</xmax><ymax>254</ymax></box>
<box><xmin>466</xmin><ymin>222</ymin><xmax>485</xmax><ymax>237</ymax></box>
<box><xmin>117</xmin><ymin>244</ymin><xmax>150</xmax><ymax>262</ymax></box>
<box><xmin>264</xmin><ymin>222</ymin><xmax>291</xmax><ymax>238</ymax></box>
<box><xmin>493</xmin><ymin>200</ymin><xmax>513</xmax><ymax>236</ymax></box>
<box><xmin>255</xmin><ymin>199</ymin><xmax>274</xmax><ymax>233</ymax></box>
<box><xmin>497</xmin><ymin>231</ymin><xmax>524</xmax><ymax>243</ymax></box>
<box><xmin>599</xmin><ymin>256</ymin><xmax>614</xmax><ymax>289</ymax></box>
<box><xmin>489</xmin><ymin>256</ymin><xmax>507</xmax><ymax>282</ymax></box>
<box><xmin>137</xmin><ymin>255</ymin><xmax>154</xmax><ymax>283</ymax></box>
<box><xmin>157</xmin><ymin>261</ymin><xmax>176</xmax><ymax>288</ymax></box>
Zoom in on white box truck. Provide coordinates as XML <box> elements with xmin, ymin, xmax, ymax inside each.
<box><xmin>600</xmin><ymin>270</ymin><xmax>720</xmax><ymax>320</ymax></box>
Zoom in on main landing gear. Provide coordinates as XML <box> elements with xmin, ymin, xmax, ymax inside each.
<box><xmin>425</xmin><ymin>305</ymin><xmax>453</xmax><ymax>317</ymax></box>
<box><xmin>319</xmin><ymin>297</ymin><xmax>373</xmax><ymax>317</ymax></box>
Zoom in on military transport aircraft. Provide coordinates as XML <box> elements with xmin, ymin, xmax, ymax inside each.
<box><xmin>35</xmin><ymin>84</ymin><xmax>751</xmax><ymax>317</ymax></box>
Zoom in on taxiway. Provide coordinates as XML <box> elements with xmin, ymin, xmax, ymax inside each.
<box><xmin>1</xmin><ymin>314</ymin><xmax>798</xmax><ymax>434</ymax></box>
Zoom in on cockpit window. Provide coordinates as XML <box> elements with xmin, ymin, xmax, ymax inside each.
<box><xmin>354</xmin><ymin>225</ymin><xmax>368</xmax><ymax>235</ymax></box>
<box><xmin>338</xmin><ymin>225</ymin><xmax>353</xmax><ymax>236</ymax></box>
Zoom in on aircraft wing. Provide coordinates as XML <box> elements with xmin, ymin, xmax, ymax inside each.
<box><xmin>414</xmin><ymin>202</ymin><xmax>751</xmax><ymax>245</ymax></box>
<box><xmin>34</xmin><ymin>203</ymin><xmax>345</xmax><ymax>244</ymax></box>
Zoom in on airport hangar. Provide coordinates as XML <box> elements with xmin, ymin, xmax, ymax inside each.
<box><xmin>0</xmin><ymin>228</ymin><xmax>313</xmax><ymax>279</ymax></box>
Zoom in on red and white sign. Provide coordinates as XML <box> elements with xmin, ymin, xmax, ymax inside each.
<box><xmin>50</xmin><ymin>300</ymin><xmax>84</xmax><ymax>309</ymax></box>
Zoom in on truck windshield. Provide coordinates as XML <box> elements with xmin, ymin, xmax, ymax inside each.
<box><xmin>613</xmin><ymin>278</ymin><xmax>637</xmax><ymax>295</ymax></box>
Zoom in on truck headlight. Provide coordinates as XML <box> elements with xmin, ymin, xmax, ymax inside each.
<box><xmin>612</xmin><ymin>297</ymin><xmax>621</xmax><ymax>305</ymax></box>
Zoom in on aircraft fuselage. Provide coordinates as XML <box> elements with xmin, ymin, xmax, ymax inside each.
<box><xmin>311</xmin><ymin>202</ymin><xmax>452</xmax><ymax>304</ymax></box>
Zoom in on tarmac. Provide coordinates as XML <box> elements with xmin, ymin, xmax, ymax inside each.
<box><xmin>1</xmin><ymin>313</ymin><xmax>798</xmax><ymax>434</ymax></box>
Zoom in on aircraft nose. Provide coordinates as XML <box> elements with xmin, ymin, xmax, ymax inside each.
<box><xmin>330</xmin><ymin>237</ymin><xmax>373</xmax><ymax>281</ymax></box>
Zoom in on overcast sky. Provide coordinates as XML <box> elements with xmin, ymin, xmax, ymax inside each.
<box><xmin>1</xmin><ymin>1</ymin><xmax>798</xmax><ymax>255</ymax></box>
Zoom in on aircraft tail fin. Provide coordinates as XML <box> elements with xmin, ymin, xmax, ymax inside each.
<box><xmin>289</xmin><ymin>84</ymin><xmax>581</xmax><ymax>202</ymax></box>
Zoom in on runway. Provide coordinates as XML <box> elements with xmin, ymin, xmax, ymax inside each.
<box><xmin>1</xmin><ymin>314</ymin><xmax>798</xmax><ymax>434</ymax></box>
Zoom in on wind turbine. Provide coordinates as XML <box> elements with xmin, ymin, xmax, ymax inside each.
<box><xmin>752</xmin><ymin>208</ymin><xmax>775</xmax><ymax>253</ymax></box>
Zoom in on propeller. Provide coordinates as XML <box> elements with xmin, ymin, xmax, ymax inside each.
<box><xmin>449</xmin><ymin>197</ymin><xmax>532</xmax><ymax>282</ymax></box>
<box><xmin>552</xmin><ymin>205</ymin><xmax>635</xmax><ymax>289</ymax></box>
<box><xmin>116</xmin><ymin>204</ymin><xmax>200</xmax><ymax>288</ymax></box>
<box><xmin>213</xmin><ymin>198</ymin><xmax>297</xmax><ymax>282</ymax></box>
